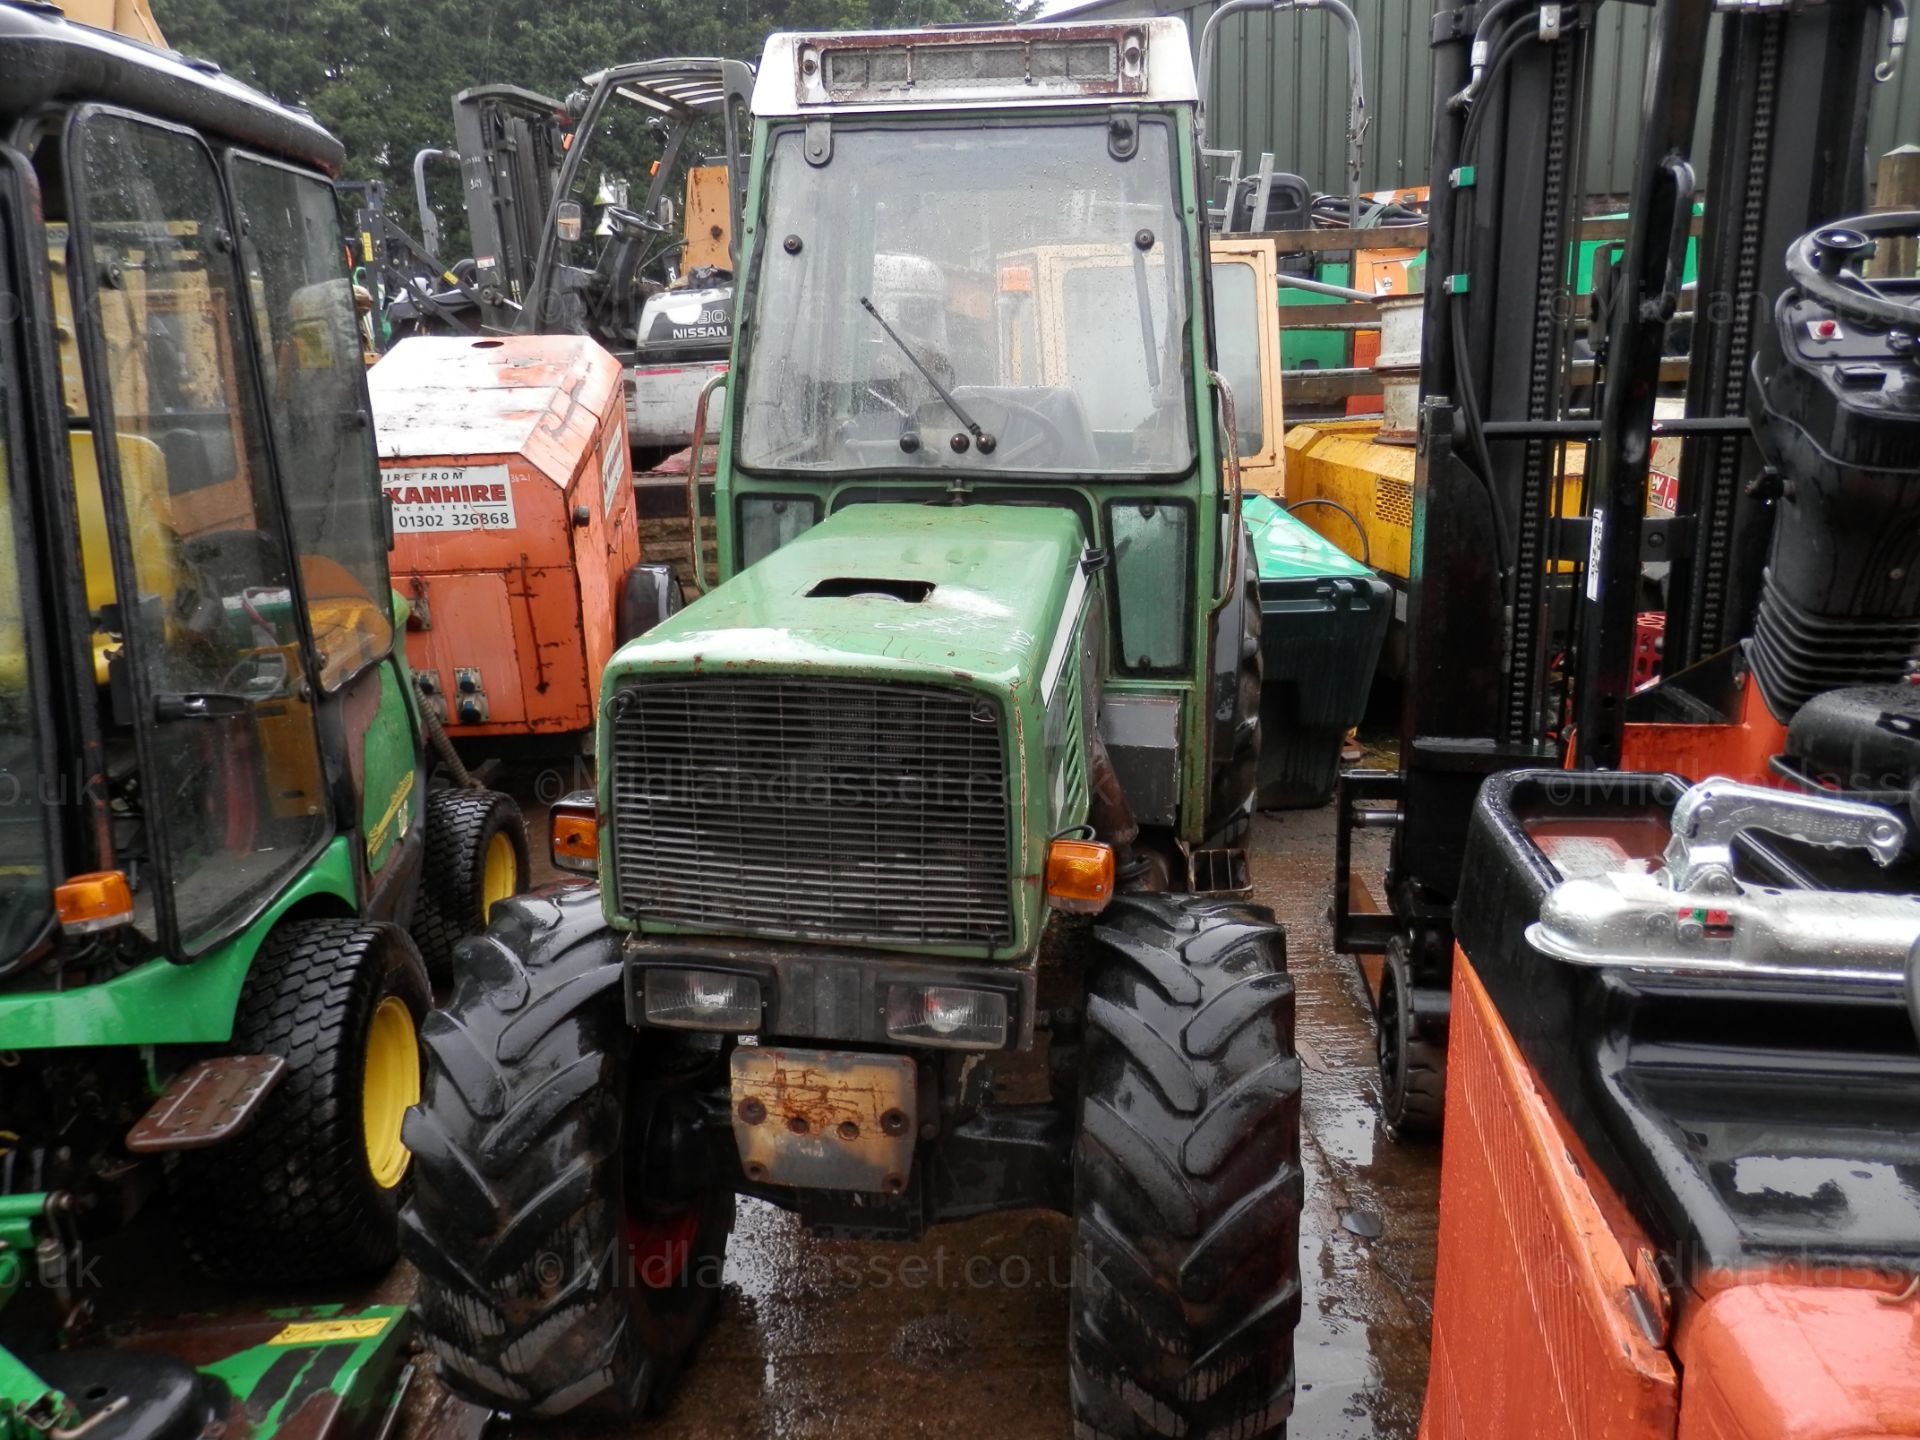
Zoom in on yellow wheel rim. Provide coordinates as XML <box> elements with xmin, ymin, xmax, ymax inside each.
<box><xmin>481</xmin><ymin>831</ymin><xmax>517</xmax><ymax>921</ymax></box>
<box><xmin>363</xmin><ymin>995</ymin><xmax>420</xmax><ymax>1190</ymax></box>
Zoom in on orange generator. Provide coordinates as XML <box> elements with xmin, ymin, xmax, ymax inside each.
<box><xmin>369</xmin><ymin>334</ymin><xmax>681</xmax><ymax>745</ymax></box>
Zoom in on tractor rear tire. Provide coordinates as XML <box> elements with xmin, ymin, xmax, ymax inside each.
<box><xmin>1378</xmin><ymin>935</ymin><xmax>1446</xmax><ymax>1139</ymax></box>
<box><xmin>1071</xmin><ymin>893</ymin><xmax>1301</xmax><ymax>1440</ymax></box>
<box><xmin>1203</xmin><ymin>529</ymin><xmax>1263</xmax><ymax>849</ymax></box>
<box><xmin>412</xmin><ymin>787</ymin><xmax>529</xmax><ymax>984</ymax></box>
<box><xmin>401</xmin><ymin>885</ymin><xmax>731</xmax><ymax>1420</ymax></box>
<box><xmin>170</xmin><ymin>919</ymin><xmax>431</xmax><ymax>1282</ymax></box>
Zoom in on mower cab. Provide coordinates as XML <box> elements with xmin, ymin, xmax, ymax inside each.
<box><xmin>0</xmin><ymin>5</ymin><xmax>527</xmax><ymax>1432</ymax></box>
<box><xmin>405</xmin><ymin>21</ymin><xmax>1305</xmax><ymax>1439</ymax></box>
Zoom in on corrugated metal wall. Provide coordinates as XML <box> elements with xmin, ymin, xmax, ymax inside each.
<box><xmin>1067</xmin><ymin>0</ymin><xmax>1920</xmax><ymax>199</ymax></box>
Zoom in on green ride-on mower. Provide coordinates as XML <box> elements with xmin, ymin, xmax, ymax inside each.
<box><xmin>0</xmin><ymin>6</ymin><xmax>528</xmax><ymax>1435</ymax></box>
<box><xmin>405</xmin><ymin>20</ymin><xmax>1304</xmax><ymax>1440</ymax></box>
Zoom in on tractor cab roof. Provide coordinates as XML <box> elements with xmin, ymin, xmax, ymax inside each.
<box><xmin>752</xmin><ymin>18</ymin><xmax>1196</xmax><ymax>117</ymax></box>
<box><xmin>0</xmin><ymin>0</ymin><xmax>343</xmax><ymax>173</ymax></box>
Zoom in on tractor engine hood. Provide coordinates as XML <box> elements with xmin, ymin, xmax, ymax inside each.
<box><xmin>605</xmin><ymin>502</ymin><xmax>1090</xmax><ymax>697</ymax></box>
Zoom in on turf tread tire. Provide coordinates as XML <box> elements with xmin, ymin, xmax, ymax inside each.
<box><xmin>169</xmin><ymin>919</ymin><xmax>430</xmax><ymax>1283</ymax></box>
<box><xmin>412</xmin><ymin>788</ymin><xmax>529</xmax><ymax>984</ymax></box>
<box><xmin>1071</xmin><ymin>893</ymin><xmax>1302</xmax><ymax>1440</ymax></box>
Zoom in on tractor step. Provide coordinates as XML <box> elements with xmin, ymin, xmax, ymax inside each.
<box><xmin>125</xmin><ymin>1054</ymin><xmax>286</xmax><ymax>1154</ymax></box>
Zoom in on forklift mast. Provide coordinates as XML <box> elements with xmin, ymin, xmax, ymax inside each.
<box><xmin>1342</xmin><ymin>0</ymin><xmax>1900</xmax><ymax>1117</ymax></box>
<box><xmin>448</xmin><ymin>83</ymin><xmax>573</xmax><ymax>326</ymax></box>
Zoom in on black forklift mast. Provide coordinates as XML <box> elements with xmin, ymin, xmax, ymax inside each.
<box><xmin>448</xmin><ymin>84</ymin><xmax>573</xmax><ymax>327</ymax></box>
<box><xmin>1664</xmin><ymin>11</ymin><xmax>1882</xmax><ymax>674</ymax></box>
<box><xmin>1338</xmin><ymin>0</ymin><xmax>1892</xmax><ymax>1116</ymax></box>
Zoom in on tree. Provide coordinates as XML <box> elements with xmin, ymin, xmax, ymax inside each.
<box><xmin>161</xmin><ymin>0</ymin><xmax>1040</xmax><ymax>203</ymax></box>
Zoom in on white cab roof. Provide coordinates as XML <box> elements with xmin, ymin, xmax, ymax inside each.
<box><xmin>753</xmin><ymin>18</ymin><xmax>1196</xmax><ymax>116</ymax></box>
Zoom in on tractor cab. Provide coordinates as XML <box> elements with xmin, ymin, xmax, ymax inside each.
<box><xmin>406</xmin><ymin>21</ymin><xmax>1305</xmax><ymax>1440</ymax></box>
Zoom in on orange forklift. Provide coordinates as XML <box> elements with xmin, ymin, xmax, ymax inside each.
<box><xmin>1334</xmin><ymin>1</ymin><xmax>1920</xmax><ymax>1435</ymax></box>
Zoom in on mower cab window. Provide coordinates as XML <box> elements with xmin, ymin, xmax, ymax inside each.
<box><xmin>737</xmin><ymin>118</ymin><xmax>1194</xmax><ymax>477</ymax></box>
<box><xmin>70</xmin><ymin>113</ymin><xmax>329</xmax><ymax>954</ymax></box>
<box><xmin>0</xmin><ymin>344</ymin><xmax>54</xmax><ymax>966</ymax></box>
<box><xmin>231</xmin><ymin>156</ymin><xmax>394</xmax><ymax>691</ymax></box>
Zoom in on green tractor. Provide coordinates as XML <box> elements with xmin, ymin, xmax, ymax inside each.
<box><xmin>0</xmin><ymin>6</ymin><xmax>528</xmax><ymax>1434</ymax></box>
<box><xmin>405</xmin><ymin>19</ymin><xmax>1303</xmax><ymax>1440</ymax></box>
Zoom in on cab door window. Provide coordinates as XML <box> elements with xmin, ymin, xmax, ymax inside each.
<box><xmin>0</xmin><ymin>261</ymin><xmax>54</xmax><ymax>966</ymax></box>
<box><xmin>230</xmin><ymin>156</ymin><xmax>393</xmax><ymax>691</ymax></box>
<box><xmin>70</xmin><ymin>112</ymin><xmax>328</xmax><ymax>954</ymax></box>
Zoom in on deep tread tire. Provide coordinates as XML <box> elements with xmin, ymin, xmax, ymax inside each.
<box><xmin>1072</xmin><ymin>893</ymin><xmax>1302</xmax><ymax>1440</ymax></box>
<box><xmin>401</xmin><ymin>885</ymin><xmax>729</xmax><ymax>1420</ymax></box>
<box><xmin>412</xmin><ymin>788</ymin><xmax>529</xmax><ymax>983</ymax></box>
<box><xmin>1203</xmin><ymin>531</ymin><xmax>1264</xmax><ymax>849</ymax></box>
<box><xmin>169</xmin><ymin>919</ymin><xmax>431</xmax><ymax>1282</ymax></box>
<box><xmin>1378</xmin><ymin>936</ymin><xmax>1445</xmax><ymax>1139</ymax></box>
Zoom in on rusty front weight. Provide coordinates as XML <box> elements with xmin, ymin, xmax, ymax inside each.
<box><xmin>685</xmin><ymin>370</ymin><xmax>728</xmax><ymax>594</ymax></box>
<box><xmin>1207</xmin><ymin>368</ymin><xmax>1245</xmax><ymax>613</ymax></box>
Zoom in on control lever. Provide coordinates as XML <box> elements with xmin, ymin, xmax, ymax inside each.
<box><xmin>1661</xmin><ymin>777</ymin><xmax>1907</xmax><ymax>894</ymax></box>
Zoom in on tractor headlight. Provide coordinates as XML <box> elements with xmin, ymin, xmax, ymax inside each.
<box><xmin>643</xmin><ymin>970</ymin><xmax>762</xmax><ymax>1031</ymax></box>
<box><xmin>884</xmin><ymin>984</ymin><xmax>1009</xmax><ymax>1050</ymax></box>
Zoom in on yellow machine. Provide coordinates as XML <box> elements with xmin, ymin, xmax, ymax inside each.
<box><xmin>1209</xmin><ymin>235</ymin><xmax>1286</xmax><ymax>491</ymax></box>
<box><xmin>46</xmin><ymin>0</ymin><xmax>164</xmax><ymax>43</ymax></box>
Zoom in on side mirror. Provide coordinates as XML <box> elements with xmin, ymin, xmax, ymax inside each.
<box><xmin>654</xmin><ymin>197</ymin><xmax>676</xmax><ymax>233</ymax></box>
<box><xmin>556</xmin><ymin>200</ymin><xmax>583</xmax><ymax>243</ymax></box>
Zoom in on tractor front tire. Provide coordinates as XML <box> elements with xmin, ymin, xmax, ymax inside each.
<box><xmin>1071</xmin><ymin>893</ymin><xmax>1302</xmax><ymax>1440</ymax></box>
<box><xmin>412</xmin><ymin>787</ymin><xmax>530</xmax><ymax>984</ymax></box>
<box><xmin>170</xmin><ymin>919</ymin><xmax>431</xmax><ymax>1282</ymax></box>
<box><xmin>401</xmin><ymin>886</ymin><xmax>730</xmax><ymax>1420</ymax></box>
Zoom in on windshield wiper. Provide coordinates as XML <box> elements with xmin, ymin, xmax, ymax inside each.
<box><xmin>859</xmin><ymin>296</ymin><xmax>996</xmax><ymax>454</ymax></box>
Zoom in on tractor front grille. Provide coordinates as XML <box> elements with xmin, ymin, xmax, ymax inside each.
<box><xmin>608</xmin><ymin>678</ymin><xmax>1013</xmax><ymax>949</ymax></box>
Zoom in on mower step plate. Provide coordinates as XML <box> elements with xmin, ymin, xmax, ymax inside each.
<box><xmin>125</xmin><ymin>1054</ymin><xmax>287</xmax><ymax>1154</ymax></box>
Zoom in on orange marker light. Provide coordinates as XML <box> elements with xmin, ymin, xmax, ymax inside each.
<box><xmin>998</xmin><ymin>264</ymin><xmax>1035</xmax><ymax>294</ymax></box>
<box><xmin>551</xmin><ymin>812</ymin><xmax>599</xmax><ymax>873</ymax></box>
<box><xmin>1046</xmin><ymin>839</ymin><xmax>1114</xmax><ymax>915</ymax></box>
<box><xmin>55</xmin><ymin>871</ymin><xmax>134</xmax><ymax>935</ymax></box>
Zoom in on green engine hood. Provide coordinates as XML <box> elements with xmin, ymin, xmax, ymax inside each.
<box><xmin>610</xmin><ymin>502</ymin><xmax>1089</xmax><ymax>693</ymax></box>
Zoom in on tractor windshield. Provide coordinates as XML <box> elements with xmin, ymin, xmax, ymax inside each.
<box><xmin>737</xmin><ymin>117</ymin><xmax>1194</xmax><ymax>477</ymax></box>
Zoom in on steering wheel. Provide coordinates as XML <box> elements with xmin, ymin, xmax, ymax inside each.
<box><xmin>1785</xmin><ymin>210</ymin><xmax>1920</xmax><ymax>332</ymax></box>
<box><xmin>600</xmin><ymin>204</ymin><xmax>668</xmax><ymax>238</ymax></box>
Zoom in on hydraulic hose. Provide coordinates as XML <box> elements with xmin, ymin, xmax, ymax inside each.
<box><xmin>1283</xmin><ymin>497</ymin><xmax>1372</xmax><ymax>567</ymax></box>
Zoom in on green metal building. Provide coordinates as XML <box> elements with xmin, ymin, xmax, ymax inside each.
<box><xmin>1050</xmin><ymin>0</ymin><xmax>1920</xmax><ymax>199</ymax></box>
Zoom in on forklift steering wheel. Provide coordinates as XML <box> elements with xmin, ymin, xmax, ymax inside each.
<box><xmin>601</xmin><ymin>204</ymin><xmax>668</xmax><ymax>238</ymax></box>
<box><xmin>1785</xmin><ymin>210</ymin><xmax>1920</xmax><ymax>333</ymax></box>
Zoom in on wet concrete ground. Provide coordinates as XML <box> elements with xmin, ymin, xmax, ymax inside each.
<box><xmin>80</xmin><ymin>760</ymin><xmax>1440</xmax><ymax>1439</ymax></box>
